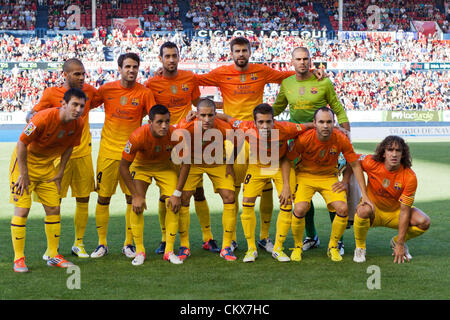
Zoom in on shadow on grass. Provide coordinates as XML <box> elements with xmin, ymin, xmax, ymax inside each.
<box><xmin>0</xmin><ymin>199</ymin><xmax>448</xmax><ymax>300</ymax></box>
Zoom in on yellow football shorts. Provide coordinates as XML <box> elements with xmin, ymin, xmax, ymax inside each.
<box><xmin>96</xmin><ymin>156</ymin><xmax>130</xmax><ymax>197</ymax></box>
<box><xmin>129</xmin><ymin>161</ymin><xmax>178</xmax><ymax>197</ymax></box>
<box><xmin>370</xmin><ymin>203</ymin><xmax>404</xmax><ymax>229</ymax></box>
<box><xmin>9</xmin><ymin>148</ymin><xmax>60</xmax><ymax>208</ymax></box>
<box><xmin>184</xmin><ymin>164</ymin><xmax>234</xmax><ymax>192</ymax></box>
<box><xmin>242</xmin><ymin>164</ymin><xmax>296</xmax><ymax>198</ymax></box>
<box><xmin>294</xmin><ymin>172</ymin><xmax>347</xmax><ymax>206</ymax></box>
<box><xmin>55</xmin><ymin>154</ymin><xmax>95</xmax><ymax>198</ymax></box>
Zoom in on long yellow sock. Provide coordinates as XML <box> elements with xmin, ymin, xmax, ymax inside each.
<box><xmin>165</xmin><ymin>201</ymin><xmax>179</xmax><ymax>254</ymax></box>
<box><xmin>124</xmin><ymin>204</ymin><xmax>134</xmax><ymax>246</ymax></box>
<box><xmin>259</xmin><ymin>188</ymin><xmax>273</xmax><ymax>240</ymax></box>
<box><xmin>178</xmin><ymin>205</ymin><xmax>190</xmax><ymax>248</ymax></box>
<box><xmin>11</xmin><ymin>216</ymin><xmax>27</xmax><ymax>261</ymax></box>
<box><xmin>291</xmin><ymin>214</ymin><xmax>305</xmax><ymax>249</ymax></box>
<box><xmin>74</xmin><ymin>201</ymin><xmax>89</xmax><ymax>246</ymax></box>
<box><xmin>354</xmin><ymin>214</ymin><xmax>370</xmax><ymax>249</ymax></box>
<box><xmin>95</xmin><ymin>203</ymin><xmax>109</xmax><ymax>246</ymax></box>
<box><xmin>45</xmin><ymin>215</ymin><xmax>61</xmax><ymax>259</ymax></box>
<box><xmin>194</xmin><ymin>199</ymin><xmax>213</xmax><ymax>242</ymax></box>
<box><xmin>274</xmin><ymin>205</ymin><xmax>292</xmax><ymax>249</ymax></box>
<box><xmin>130</xmin><ymin>210</ymin><xmax>145</xmax><ymax>254</ymax></box>
<box><xmin>241</xmin><ymin>202</ymin><xmax>256</xmax><ymax>251</ymax></box>
<box><xmin>394</xmin><ymin>226</ymin><xmax>427</xmax><ymax>242</ymax></box>
<box><xmin>329</xmin><ymin>214</ymin><xmax>348</xmax><ymax>248</ymax></box>
<box><xmin>233</xmin><ymin>186</ymin><xmax>241</xmax><ymax>242</ymax></box>
<box><xmin>158</xmin><ymin>198</ymin><xmax>166</xmax><ymax>242</ymax></box>
<box><xmin>222</xmin><ymin>203</ymin><xmax>236</xmax><ymax>249</ymax></box>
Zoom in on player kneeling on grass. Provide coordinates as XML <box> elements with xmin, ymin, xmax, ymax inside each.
<box><xmin>350</xmin><ymin>135</ymin><xmax>431</xmax><ymax>264</ymax></box>
<box><xmin>119</xmin><ymin>105</ymin><xmax>190</xmax><ymax>266</ymax></box>
<box><xmin>286</xmin><ymin>107</ymin><xmax>372</xmax><ymax>262</ymax></box>
<box><xmin>216</xmin><ymin>103</ymin><xmax>312</xmax><ymax>263</ymax></box>
<box><xmin>10</xmin><ymin>88</ymin><xmax>86</xmax><ymax>272</ymax></box>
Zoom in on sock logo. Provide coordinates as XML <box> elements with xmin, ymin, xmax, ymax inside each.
<box><xmin>15</xmin><ymin>237</ymin><xmax>24</xmax><ymax>240</ymax></box>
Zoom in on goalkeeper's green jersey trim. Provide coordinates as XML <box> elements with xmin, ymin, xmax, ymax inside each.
<box><xmin>272</xmin><ymin>74</ymin><xmax>349</xmax><ymax>124</ymax></box>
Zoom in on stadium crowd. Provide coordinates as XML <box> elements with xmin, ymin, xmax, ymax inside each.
<box><xmin>3</xmin><ymin>0</ymin><xmax>448</xmax><ymax>32</ymax></box>
<box><xmin>186</xmin><ymin>0</ymin><xmax>320</xmax><ymax>31</ymax></box>
<box><xmin>1</xmin><ymin>32</ymin><xmax>448</xmax><ymax>63</ymax></box>
<box><xmin>323</xmin><ymin>0</ymin><xmax>447</xmax><ymax>32</ymax></box>
<box><xmin>1</xmin><ymin>66</ymin><xmax>448</xmax><ymax>113</ymax></box>
<box><xmin>0</xmin><ymin>0</ymin><xmax>36</xmax><ymax>30</ymax></box>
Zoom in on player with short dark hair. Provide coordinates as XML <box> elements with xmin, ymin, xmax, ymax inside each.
<box><xmin>11</xmin><ymin>88</ymin><xmax>86</xmax><ymax>272</ymax></box>
<box><xmin>89</xmin><ymin>52</ymin><xmax>156</xmax><ymax>259</ymax></box>
<box><xmin>119</xmin><ymin>104</ymin><xmax>191</xmax><ymax>265</ymax></box>
<box><xmin>216</xmin><ymin>103</ymin><xmax>313</xmax><ymax>262</ymax></box>
<box><xmin>26</xmin><ymin>58</ymin><xmax>100</xmax><ymax>259</ymax></box>
<box><xmin>145</xmin><ymin>42</ymin><xmax>217</xmax><ymax>255</ymax></box>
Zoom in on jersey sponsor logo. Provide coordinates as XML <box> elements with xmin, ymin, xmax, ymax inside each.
<box><xmin>299</xmin><ymin>87</ymin><xmax>305</xmax><ymax>95</ymax></box>
<box><xmin>23</xmin><ymin>122</ymin><xmax>36</xmax><ymax>136</ymax></box>
<box><xmin>310</xmin><ymin>87</ymin><xmax>318</xmax><ymax>94</ymax></box>
<box><xmin>120</xmin><ymin>96</ymin><xmax>128</xmax><ymax>105</ymax></box>
<box><xmin>382</xmin><ymin>178</ymin><xmax>390</xmax><ymax>188</ymax></box>
<box><xmin>170</xmin><ymin>85</ymin><xmax>178</xmax><ymax>94</ymax></box>
<box><xmin>131</xmin><ymin>98</ymin><xmax>139</xmax><ymax>106</ymax></box>
<box><xmin>394</xmin><ymin>182</ymin><xmax>403</xmax><ymax>191</ymax></box>
<box><xmin>124</xmin><ymin>141</ymin><xmax>132</xmax><ymax>153</ymax></box>
<box><xmin>181</xmin><ymin>84</ymin><xmax>189</xmax><ymax>92</ymax></box>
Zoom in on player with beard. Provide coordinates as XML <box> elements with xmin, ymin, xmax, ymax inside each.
<box><xmin>195</xmin><ymin>37</ymin><xmax>325</xmax><ymax>254</ymax></box>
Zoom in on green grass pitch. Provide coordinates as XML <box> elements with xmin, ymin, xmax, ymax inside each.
<box><xmin>0</xmin><ymin>140</ymin><xmax>449</xmax><ymax>300</ymax></box>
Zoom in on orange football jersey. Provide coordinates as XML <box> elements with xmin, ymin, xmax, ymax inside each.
<box><xmin>122</xmin><ymin>124</ymin><xmax>178</xmax><ymax>165</ymax></box>
<box><xmin>20</xmin><ymin>108</ymin><xmax>84</xmax><ymax>165</ymax></box>
<box><xmin>229</xmin><ymin>118</ymin><xmax>306</xmax><ymax>165</ymax></box>
<box><xmin>361</xmin><ymin>154</ymin><xmax>417</xmax><ymax>211</ymax></box>
<box><xmin>288</xmin><ymin>129</ymin><xmax>359</xmax><ymax>176</ymax></box>
<box><xmin>145</xmin><ymin>70</ymin><xmax>200</xmax><ymax>125</ymax></box>
<box><xmin>196</xmin><ymin>64</ymin><xmax>294</xmax><ymax>120</ymax></box>
<box><xmin>92</xmin><ymin>80</ymin><xmax>156</xmax><ymax>160</ymax></box>
<box><xmin>32</xmin><ymin>84</ymin><xmax>98</xmax><ymax>158</ymax></box>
